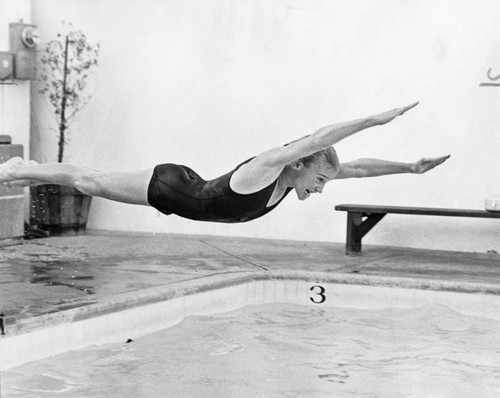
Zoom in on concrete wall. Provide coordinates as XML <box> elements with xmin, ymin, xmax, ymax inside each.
<box><xmin>31</xmin><ymin>0</ymin><xmax>500</xmax><ymax>252</ymax></box>
<box><xmin>0</xmin><ymin>0</ymin><xmax>31</xmax><ymax>161</ymax></box>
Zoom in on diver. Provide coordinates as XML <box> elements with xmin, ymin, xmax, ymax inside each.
<box><xmin>0</xmin><ymin>102</ymin><xmax>449</xmax><ymax>223</ymax></box>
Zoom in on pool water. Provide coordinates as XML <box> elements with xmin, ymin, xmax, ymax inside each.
<box><xmin>3</xmin><ymin>302</ymin><xmax>500</xmax><ymax>397</ymax></box>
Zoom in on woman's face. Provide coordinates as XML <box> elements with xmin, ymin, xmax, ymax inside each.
<box><xmin>293</xmin><ymin>160</ymin><xmax>337</xmax><ymax>200</ymax></box>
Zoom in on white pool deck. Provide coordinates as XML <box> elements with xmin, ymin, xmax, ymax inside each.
<box><xmin>1</xmin><ymin>230</ymin><xmax>499</xmax><ymax>370</ymax></box>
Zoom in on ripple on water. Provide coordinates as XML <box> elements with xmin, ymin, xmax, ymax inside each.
<box><xmin>2</xmin><ymin>302</ymin><xmax>500</xmax><ymax>397</ymax></box>
<box><xmin>3</xmin><ymin>373</ymin><xmax>78</xmax><ymax>396</ymax></box>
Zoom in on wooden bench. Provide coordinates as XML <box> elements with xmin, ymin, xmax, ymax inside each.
<box><xmin>335</xmin><ymin>204</ymin><xmax>500</xmax><ymax>254</ymax></box>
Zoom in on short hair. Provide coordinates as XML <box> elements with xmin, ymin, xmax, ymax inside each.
<box><xmin>299</xmin><ymin>146</ymin><xmax>339</xmax><ymax>173</ymax></box>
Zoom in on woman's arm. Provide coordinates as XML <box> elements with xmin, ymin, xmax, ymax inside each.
<box><xmin>335</xmin><ymin>155</ymin><xmax>450</xmax><ymax>179</ymax></box>
<box><xmin>260</xmin><ymin>102</ymin><xmax>419</xmax><ymax>168</ymax></box>
<box><xmin>230</xmin><ymin>102</ymin><xmax>419</xmax><ymax>194</ymax></box>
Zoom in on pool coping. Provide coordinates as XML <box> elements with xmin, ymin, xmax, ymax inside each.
<box><xmin>2</xmin><ymin>268</ymin><xmax>500</xmax><ymax>371</ymax></box>
<box><xmin>3</xmin><ymin>268</ymin><xmax>500</xmax><ymax>338</ymax></box>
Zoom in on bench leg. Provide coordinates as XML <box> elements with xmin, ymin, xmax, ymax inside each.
<box><xmin>345</xmin><ymin>212</ymin><xmax>386</xmax><ymax>254</ymax></box>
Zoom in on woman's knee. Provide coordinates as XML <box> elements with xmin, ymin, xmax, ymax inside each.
<box><xmin>73</xmin><ymin>172</ymin><xmax>102</xmax><ymax>196</ymax></box>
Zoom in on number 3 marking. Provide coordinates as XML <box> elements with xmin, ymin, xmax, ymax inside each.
<box><xmin>310</xmin><ymin>285</ymin><xmax>326</xmax><ymax>304</ymax></box>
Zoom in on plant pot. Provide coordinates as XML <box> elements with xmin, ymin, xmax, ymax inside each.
<box><xmin>30</xmin><ymin>184</ymin><xmax>92</xmax><ymax>236</ymax></box>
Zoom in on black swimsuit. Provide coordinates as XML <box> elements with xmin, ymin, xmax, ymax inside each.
<box><xmin>147</xmin><ymin>159</ymin><xmax>292</xmax><ymax>223</ymax></box>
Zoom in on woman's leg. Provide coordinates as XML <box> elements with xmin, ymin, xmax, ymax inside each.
<box><xmin>0</xmin><ymin>157</ymin><xmax>153</xmax><ymax>205</ymax></box>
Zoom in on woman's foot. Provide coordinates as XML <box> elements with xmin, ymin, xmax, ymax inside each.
<box><xmin>0</xmin><ymin>157</ymin><xmax>24</xmax><ymax>183</ymax></box>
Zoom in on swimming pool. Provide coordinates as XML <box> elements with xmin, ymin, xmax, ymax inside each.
<box><xmin>3</xmin><ymin>300</ymin><xmax>500</xmax><ymax>397</ymax></box>
<box><xmin>2</xmin><ymin>274</ymin><xmax>500</xmax><ymax>396</ymax></box>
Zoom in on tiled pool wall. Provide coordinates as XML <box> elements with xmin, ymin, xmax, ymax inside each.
<box><xmin>2</xmin><ymin>271</ymin><xmax>500</xmax><ymax>371</ymax></box>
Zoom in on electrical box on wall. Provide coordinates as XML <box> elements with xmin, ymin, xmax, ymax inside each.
<box><xmin>9</xmin><ymin>22</ymin><xmax>40</xmax><ymax>80</ymax></box>
<box><xmin>0</xmin><ymin>52</ymin><xmax>14</xmax><ymax>81</ymax></box>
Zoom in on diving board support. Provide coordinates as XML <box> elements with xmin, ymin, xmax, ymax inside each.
<box><xmin>346</xmin><ymin>212</ymin><xmax>386</xmax><ymax>254</ymax></box>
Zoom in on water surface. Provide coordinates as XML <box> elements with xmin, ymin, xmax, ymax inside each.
<box><xmin>3</xmin><ymin>302</ymin><xmax>500</xmax><ymax>397</ymax></box>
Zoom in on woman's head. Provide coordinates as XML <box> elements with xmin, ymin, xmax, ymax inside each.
<box><xmin>290</xmin><ymin>146</ymin><xmax>340</xmax><ymax>200</ymax></box>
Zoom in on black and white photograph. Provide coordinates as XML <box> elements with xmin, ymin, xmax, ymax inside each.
<box><xmin>0</xmin><ymin>0</ymin><xmax>499</xmax><ymax>396</ymax></box>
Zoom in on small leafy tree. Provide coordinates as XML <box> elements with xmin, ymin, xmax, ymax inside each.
<box><xmin>38</xmin><ymin>22</ymin><xmax>100</xmax><ymax>162</ymax></box>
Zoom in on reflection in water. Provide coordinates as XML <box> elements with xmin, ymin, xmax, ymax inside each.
<box><xmin>3</xmin><ymin>303</ymin><xmax>500</xmax><ymax>397</ymax></box>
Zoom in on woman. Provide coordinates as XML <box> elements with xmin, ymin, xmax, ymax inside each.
<box><xmin>0</xmin><ymin>102</ymin><xmax>449</xmax><ymax>223</ymax></box>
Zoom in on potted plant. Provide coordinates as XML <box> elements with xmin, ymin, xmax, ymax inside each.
<box><xmin>30</xmin><ymin>23</ymin><xmax>100</xmax><ymax>236</ymax></box>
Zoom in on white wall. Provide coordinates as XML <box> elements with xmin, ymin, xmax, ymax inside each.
<box><xmin>31</xmin><ymin>0</ymin><xmax>500</xmax><ymax>252</ymax></box>
<box><xmin>0</xmin><ymin>0</ymin><xmax>31</xmax><ymax>158</ymax></box>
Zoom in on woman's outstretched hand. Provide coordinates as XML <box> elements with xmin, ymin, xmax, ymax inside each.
<box><xmin>373</xmin><ymin>102</ymin><xmax>419</xmax><ymax>125</ymax></box>
<box><xmin>411</xmin><ymin>155</ymin><xmax>451</xmax><ymax>174</ymax></box>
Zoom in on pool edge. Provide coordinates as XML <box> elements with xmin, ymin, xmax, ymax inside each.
<box><xmin>2</xmin><ymin>269</ymin><xmax>500</xmax><ymax>371</ymax></box>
